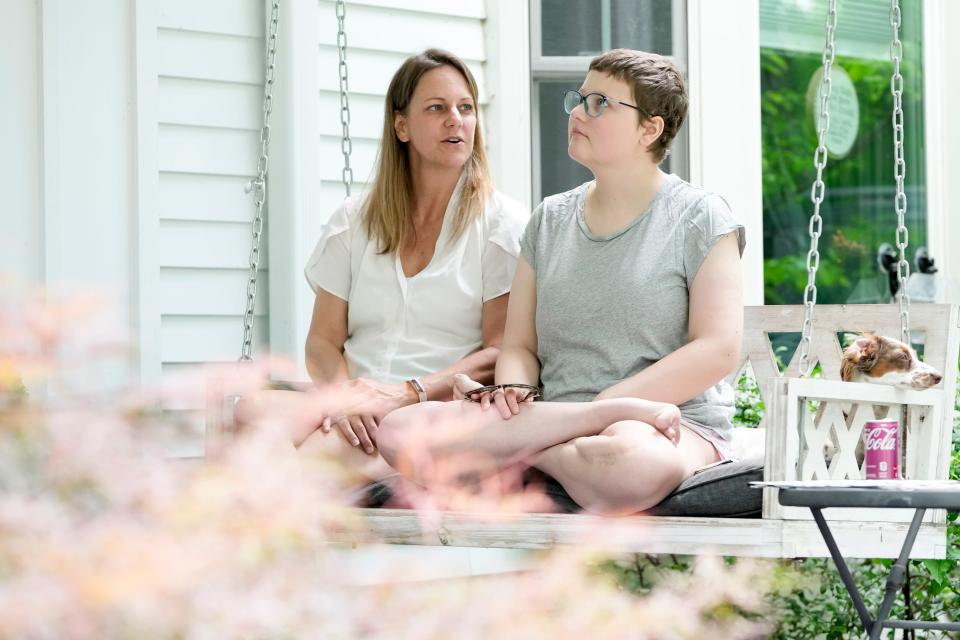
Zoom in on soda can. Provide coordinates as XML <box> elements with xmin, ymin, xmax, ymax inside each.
<box><xmin>863</xmin><ymin>419</ymin><xmax>900</xmax><ymax>480</ymax></box>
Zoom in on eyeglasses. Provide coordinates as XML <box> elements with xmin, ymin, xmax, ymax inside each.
<box><xmin>463</xmin><ymin>384</ymin><xmax>542</xmax><ymax>403</ymax></box>
<box><xmin>562</xmin><ymin>90</ymin><xmax>650</xmax><ymax>119</ymax></box>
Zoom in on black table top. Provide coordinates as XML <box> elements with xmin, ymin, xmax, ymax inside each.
<box><xmin>750</xmin><ymin>480</ymin><xmax>960</xmax><ymax>510</ymax></box>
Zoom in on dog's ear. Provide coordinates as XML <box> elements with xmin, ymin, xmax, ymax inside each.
<box><xmin>840</xmin><ymin>353</ymin><xmax>857</xmax><ymax>382</ymax></box>
<box><xmin>855</xmin><ymin>334</ymin><xmax>880</xmax><ymax>370</ymax></box>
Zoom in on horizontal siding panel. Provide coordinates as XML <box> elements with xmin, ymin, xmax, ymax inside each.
<box><xmin>161</xmin><ymin>315</ymin><xmax>268</xmax><ymax>363</ymax></box>
<box><xmin>159</xmin><ymin>219</ymin><xmax>269</xmax><ymax>269</ymax></box>
<box><xmin>317</xmin><ymin>46</ymin><xmax>487</xmax><ymax>100</ymax></box>
<box><xmin>152</xmin><ymin>0</ymin><xmax>271</xmax><ymax>377</ymax></box>
<box><xmin>159</xmin><ymin>0</ymin><xmax>263</xmax><ymax>38</ymax></box>
<box><xmin>158</xmin><ymin>124</ymin><xmax>258</xmax><ymax>176</ymax></box>
<box><xmin>316</xmin><ymin>3</ymin><xmax>485</xmax><ymax>60</ymax></box>
<box><xmin>319</xmin><ymin>91</ymin><xmax>384</xmax><ymax>140</ymax></box>
<box><xmin>327</xmin><ymin>0</ymin><xmax>485</xmax><ymax>19</ymax></box>
<box><xmin>159</xmin><ymin>77</ymin><xmax>262</xmax><ymax>130</ymax></box>
<box><xmin>158</xmin><ymin>28</ymin><xmax>262</xmax><ymax>84</ymax></box>
<box><xmin>159</xmin><ymin>172</ymin><xmax>255</xmax><ymax>222</ymax></box>
<box><xmin>319</xmin><ymin>135</ymin><xmax>378</xmax><ymax>183</ymax></box>
<box><xmin>160</xmin><ymin>267</ymin><xmax>268</xmax><ymax>316</ymax></box>
<box><xmin>161</xmin><ymin>362</ymin><xmax>205</xmax><ymax>378</ymax></box>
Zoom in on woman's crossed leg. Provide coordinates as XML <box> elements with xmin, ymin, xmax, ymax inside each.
<box><xmin>377</xmin><ymin>397</ymin><xmax>718</xmax><ymax>515</ymax></box>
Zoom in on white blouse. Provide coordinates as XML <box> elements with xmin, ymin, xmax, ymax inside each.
<box><xmin>304</xmin><ymin>179</ymin><xmax>528</xmax><ymax>384</ymax></box>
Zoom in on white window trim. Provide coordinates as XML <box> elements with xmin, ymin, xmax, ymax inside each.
<box><xmin>935</xmin><ymin>0</ymin><xmax>960</xmax><ymax>296</ymax></box>
<box><xmin>484</xmin><ymin>0</ymin><xmax>533</xmax><ymax>209</ymax></box>
<box><xmin>923</xmin><ymin>0</ymin><xmax>952</xmax><ymax>294</ymax></box>
<box><xmin>687</xmin><ymin>0</ymin><xmax>764</xmax><ymax>305</ymax></box>
<box><xmin>133</xmin><ymin>0</ymin><xmax>161</xmax><ymax>384</ymax></box>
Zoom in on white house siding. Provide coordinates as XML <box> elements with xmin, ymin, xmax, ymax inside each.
<box><xmin>155</xmin><ymin>0</ymin><xmax>270</xmax><ymax>376</ymax></box>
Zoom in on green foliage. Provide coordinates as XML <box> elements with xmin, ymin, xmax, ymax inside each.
<box><xmin>761</xmin><ymin>44</ymin><xmax>927</xmax><ymax>306</ymax></box>
<box><xmin>734</xmin><ymin>368</ymin><xmax>765</xmax><ymax>427</ymax></box>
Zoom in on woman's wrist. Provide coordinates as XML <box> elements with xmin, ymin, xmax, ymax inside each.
<box><xmin>398</xmin><ymin>380</ymin><xmax>421</xmax><ymax>407</ymax></box>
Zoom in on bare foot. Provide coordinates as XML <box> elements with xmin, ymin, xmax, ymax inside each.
<box><xmin>652</xmin><ymin>404</ymin><xmax>682</xmax><ymax>446</ymax></box>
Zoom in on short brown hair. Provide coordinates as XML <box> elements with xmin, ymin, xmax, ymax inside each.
<box><xmin>589</xmin><ymin>49</ymin><xmax>687</xmax><ymax>163</ymax></box>
<box><xmin>364</xmin><ymin>49</ymin><xmax>492</xmax><ymax>254</ymax></box>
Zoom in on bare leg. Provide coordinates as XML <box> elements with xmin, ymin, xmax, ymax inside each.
<box><xmin>235</xmin><ymin>389</ymin><xmax>332</xmax><ymax>447</ymax></box>
<box><xmin>532</xmin><ymin>422</ymin><xmax>720</xmax><ymax>516</ymax></box>
<box><xmin>376</xmin><ymin>398</ymin><xmax>680</xmax><ymax>483</ymax></box>
<box><xmin>297</xmin><ymin>427</ymin><xmax>395</xmax><ymax>483</ymax></box>
<box><xmin>236</xmin><ymin>389</ymin><xmax>396</xmax><ymax>492</ymax></box>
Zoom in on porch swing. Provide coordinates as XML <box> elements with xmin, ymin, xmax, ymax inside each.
<box><xmin>224</xmin><ymin>0</ymin><xmax>958</xmax><ymax>559</ymax></box>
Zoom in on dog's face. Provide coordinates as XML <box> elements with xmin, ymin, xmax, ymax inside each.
<box><xmin>840</xmin><ymin>333</ymin><xmax>943</xmax><ymax>389</ymax></box>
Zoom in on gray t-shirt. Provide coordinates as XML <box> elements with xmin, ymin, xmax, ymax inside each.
<box><xmin>519</xmin><ymin>174</ymin><xmax>746</xmax><ymax>441</ymax></box>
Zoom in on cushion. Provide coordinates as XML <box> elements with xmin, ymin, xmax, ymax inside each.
<box><xmin>647</xmin><ymin>457</ymin><xmax>765</xmax><ymax>517</ymax></box>
<box><xmin>354</xmin><ymin>457</ymin><xmax>765</xmax><ymax>518</ymax></box>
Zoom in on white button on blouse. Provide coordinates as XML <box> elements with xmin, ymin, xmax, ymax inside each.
<box><xmin>305</xmin><ymin>179</ymin><xmax>528</xmax><ymax>384</ymax></box>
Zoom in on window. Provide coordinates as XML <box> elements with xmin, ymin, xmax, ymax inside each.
<box><xmin>530</xmin><ymin>0</ymin><xmax>688</xmax><ymax>203</ymax></box>
<box><xmin>760</xmin><ymin>0</ymin><xmax>927</xmax><ymax>305</ymax></box>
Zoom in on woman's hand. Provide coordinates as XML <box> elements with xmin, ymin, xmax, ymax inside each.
<box><xmin>318</xmin><ymin>378</ymin><xmax>418</xmax><ymax>454</ymax></box>
<box><xmin>454</xmin><ymin>374</ymin><xmax>533</xmax><ymax>421</ymax></box>
<box><xmin>344</xmin><ymin>377</ymin><xmax>418</xmax><ymax>421</ymax></box>
<box><xmin>321</xmin><ymin>413</ymin><xmax>379</xmax><ymax>454</ymax></box>
<box><xmin>452</xmin><ymin>373</ymin><xmax>484</xmax><ymax>400</ymax></box>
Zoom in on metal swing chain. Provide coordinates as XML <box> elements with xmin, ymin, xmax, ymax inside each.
<box><xmin>797</xmin><ymin>0</ymin><xmax>839</xmax><ymax>378</ymax></box>
<box><xmin>337</xmin><ymin>0</ymin><xmax>354</xmax><ymax>196</ymax></box>
<box><xmin>240</xmin><ymin>1</ymin><xmax>280</xmax><ymax>362</ymax></box>
<box><xmin>890</xmin><ymin>0</ymin><xmax>912</xmax><ymax>344</ymax></box>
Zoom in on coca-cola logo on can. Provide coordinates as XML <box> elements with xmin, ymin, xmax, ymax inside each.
<box><xmin>864</xmin><ymin>426</ymin><xmax>898</xmax><ymax>451</ymax></box>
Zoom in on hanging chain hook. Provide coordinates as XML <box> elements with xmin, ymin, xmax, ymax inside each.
<box><xmin>240</xmin><ymin>1</ymin><xmax>280</xmax><ymax>362</ymax></box>
<box><xmin>336</xmin><ymin>0</ymin><xmax>354</xmax><ymax>197</ymax></box>
<box><xmin>890</xmin><ymin>0</ymin><xmax>911</xmax><ymax>345</ymax></box>
<box><xmin>797</xmin><ymin>0</ymin><xmax>838</xmax><ymax>378</ymax></box>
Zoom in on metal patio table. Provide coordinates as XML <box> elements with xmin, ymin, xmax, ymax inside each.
<box><xmin>752</xmin><ymin>480</ymin><xmax>960</xmax><ymax>639</ymax></box>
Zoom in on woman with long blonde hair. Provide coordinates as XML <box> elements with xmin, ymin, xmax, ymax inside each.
<box><xmin>241</xmin><ymin>49</ymin><xmax>527</xmax><ymax>486</ymax></box>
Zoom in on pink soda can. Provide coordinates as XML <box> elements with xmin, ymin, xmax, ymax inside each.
<box><xmin>863</xmin><ymin>419</ymin><xmax>900</xmax><ymax>480</ymax></box>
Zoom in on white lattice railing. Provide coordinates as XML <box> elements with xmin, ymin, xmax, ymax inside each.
<box><xmin>762</xmin><ymin>377</ymin><xmax>947</xmax><ymax>523</ymax></box>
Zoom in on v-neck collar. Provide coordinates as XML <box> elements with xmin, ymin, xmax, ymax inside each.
<box><xmin>396</xmin><ymin>171</ymin><xmax>466</xmax><ymax>296</ymax></box>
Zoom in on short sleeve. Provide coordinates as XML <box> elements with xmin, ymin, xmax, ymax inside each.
<box><xmin>519</xmin><ymin>203</ymin><xmax>545</xmax><ymax>271</ymax></box>
<box><xmin>481</xmin><ymin>193</ymin><xmax>530</xmax><ymax>302</ymax></box>
<box><xmin>682</xmin><ymin>194</ymin><xmax>746</xmax><ymax>288</ymax></box>
<box><xmin>304</xmin><ymin>201</ymin><xmax>354</xmax><ymax>300</ymax></box>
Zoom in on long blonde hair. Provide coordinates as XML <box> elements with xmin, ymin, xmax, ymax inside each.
<box><xmin>363</xmin><ymin>49</ymin><xmax>492</xmax><ymax>254</ymax></box>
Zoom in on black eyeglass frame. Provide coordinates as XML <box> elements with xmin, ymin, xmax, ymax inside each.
<box><xmin>463</xmin><ymin>383</ymin><xmax>542</xmax><ymax>403</ymax></box>
<box><xmin>562</xmin><ymin>89</ymin><xmax>653</xmax><ymax>119</ymax></box>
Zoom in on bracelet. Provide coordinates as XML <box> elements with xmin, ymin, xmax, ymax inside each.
<box><xmin>406</xmin><ymin>378</ymin><xmax>427</xmax><ymax>403</ymax></box>
<box><xmin>464</xmin><ymin>383</ymin><xmax>541</xmax><ymax>403</ymax></box>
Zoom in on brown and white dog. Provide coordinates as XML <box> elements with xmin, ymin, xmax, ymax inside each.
<box><xmin>840</xmin><ymin>333</ymin><xmax>943</xmax><ymax>389</ymax></box>
<box><xmin>823</xmin><ymin>334</ymin><xmax>944</xmax><ymax>469</ymax></box>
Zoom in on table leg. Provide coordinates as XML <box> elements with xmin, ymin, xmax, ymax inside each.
<box><xmin>868</xmin><ymin>508</ymin><xmax>925</xmax><ymax>640</ymax></box>
<box><xmin>811</xmin><ymin>508</ymin><xmax>947</xmax><ymax>639</ymax></box>
<box><xmin>810</xmin><ymin>507</ymin><xmax>874</xmax><ymax>633</ymax></box>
